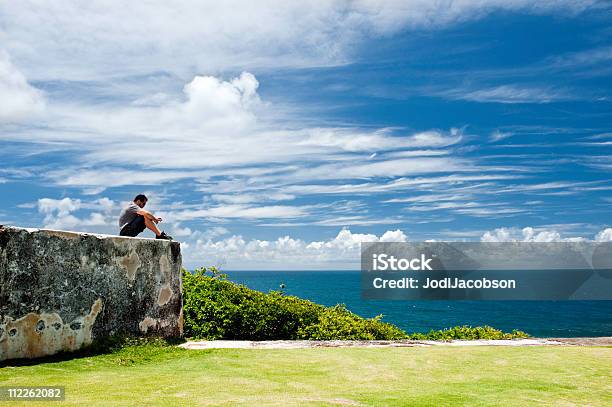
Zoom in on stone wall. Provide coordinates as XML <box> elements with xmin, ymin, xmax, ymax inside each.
<box><xmin>0</xmin><ymin>226</ymin><xmax>183</xmax><ymax>361</ymax></box>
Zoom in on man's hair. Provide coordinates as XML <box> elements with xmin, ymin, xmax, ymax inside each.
<box><xmin>133</xmin><ymin>194</ymin><xmax>148</xmax><ymax>202</ymax></box>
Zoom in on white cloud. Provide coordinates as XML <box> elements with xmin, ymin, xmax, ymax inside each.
<box><xmin>164</xmin><ymin>204</ymin><xmax>309</xmax><ymax>222</ymax></box>
<box><xmin>38</xmin><ymin>197</ymin><xmax>81</xmax><ymax>217</ymax></box>
<box><xmin>0</xmin><ymin>69</ymin><xmax>489</xmax><ymax>197</ymax></box>
<box><xmin>444</xmin><ymin>85</ymin><xmax>570</xmax><ymax>104</ymax></box>
<box><xmin>211</xmin><ymin>193</ymin><xmax>295</xmax><ymax>204</ymax></box>
<box><xmin>46</xmin><ymin>168</ymin><xmax>201</xmax><ymax>191</ymax></box>
<box><xmin>1</xmin><ymin>1</ymin><xmax>599</xmax><ymax>81</ymax></box>
<box><xmin>36</xmin><ymin>197</ymin><xmax>118</xmax><ymax>232</ymax></box>
<box><xmin>41</xmin><ymin>212</ymin><xmax>108</xmax><ymax>231</ymax></box>
<box><xmin>595</xmin><ymin>228</ymin><xmax>612</xmax><ymax>242</ymax></box>
<box><xmin>379</xmin><ymin>229</ymin><xmax>408</xmax><ymax>242</ymax></box>
<box><xmin>283</xmin><ymin>174</ymin><xmax>519</xmax><ymax>196</ymax></box>
<box><xmin>384</xmin><ymin>193</ymin><xmax>472</xmax><ymax>203</ymax></box>
<box><xmin>546</xmin><ymin>45</ymin><xmax>612</xmax><ymax>70</ymax></box>
<box><xmin>0</xmin><ymin>50</ymin><xmax>45</xmax><ymax>122</ymax></box>
<box><xmin>521</xmin><ymin>227</ymin><xmax>562</xmax><ymax>242</ymax></box>
<box><xmin>207</xmin><ymin>226</ymin><xmax>230</xmax><ymax>238</ymax></box>
<box><xmin>405</xmin><ymin>129</ymin><xmax>463</xmax><ymax>147</ymax></box>
<box><xmin>1</xmin><ymin>72</ymin><xmax>467</xmax><ymax>177</ymax></box>
<box><xmin>298</xmin><ymin>157</ymin><xmax>472</xmax><ymax>179</ymax></box>
<box><xmin>310</xmin><ymin>216</ymin><xmax>409</xmax><ymax>227</ymax></box>
<box><xmin>181</xmin><ymin>225</ymin><xmax>612</xmax><ymax>268</ymax></box>
<box><xmin>182</xmin><ymin>227</ymin><xmax>408</xmax><ymax>269</ymax></box>
<box><xmin>308</xmin><ymin>229</ymin><xmax>377</xmax><ymax>251</ymax></box>
<box><xmin>454</xmin><ymin>207</ymin><xmax>526</xmax><ymax>218</ymax></box>
<box><xmin>489</xmin><ymin>130</ymin><xmax>513</xmax><ymax>142</ymax></box>
<box><xmin>178</xmin><ymin>72</ymin><xmax>260</xmax><ymax>127</ymax></box>
<box><xmin>495</xmin><ymin>181</ymin><xmax>606</xmax><ymax>194</ymax></box>
<box><xmin>480</xmin><ymin>226</ymin><xmax>588</xmax><ymax>242</ymax></box>
<box><xmin>169</xmin><ymin>223</ymin><xmax>193</xmax><ymax>238</ymax></box>
<box><xmin>298</xmin><ymin>128</ymin><xmax>461</xmax><ymax>152</ymax></box>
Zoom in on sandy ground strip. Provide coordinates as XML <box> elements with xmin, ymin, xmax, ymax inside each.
<box><xmin>179</xmin><ymin>337</ymin><xmax>612</xmax><ymax>350</ymax></box>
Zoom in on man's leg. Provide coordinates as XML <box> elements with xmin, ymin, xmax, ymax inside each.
<box><xmin>143</xmin><ymin>216</ymin><xmax>162</xmax><ymax>237</ymax></box>
<box><xmin>120</xmin><ymin>216</ymin><xmax>153</xmax><ymax>237</ymax></box>
<box><xmin>120</xmin><ymin>215</ymin><xmax>171</xmax><ymax>239</ymax></box>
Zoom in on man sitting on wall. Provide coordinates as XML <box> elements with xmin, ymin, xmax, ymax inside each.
<box><xmin>118</xmin><ymin>194</ymin><xmax>172</xmax><ymax>240</ymax></box>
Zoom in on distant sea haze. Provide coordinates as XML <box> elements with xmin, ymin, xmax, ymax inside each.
<box><xmin>225</xmin><ymin>270</ymin><xmax>612</xmax><ymax>338</ymax></box>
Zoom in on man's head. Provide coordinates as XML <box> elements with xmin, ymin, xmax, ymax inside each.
<box><xmin>133</xmin><ymin>194</ymin><xmax>148</xmax><ymax>208</ymax></box>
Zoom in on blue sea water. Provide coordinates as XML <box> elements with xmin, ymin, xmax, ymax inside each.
<box><xmin>225</xmin><ymin>270</ymin><xmax>612</xmax><ymax>338</ymax></box>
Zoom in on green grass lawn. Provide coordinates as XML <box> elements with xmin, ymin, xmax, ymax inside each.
<box><xmin>1</xmin><ymin>343</ymin><xmax>610</xmax><ymax>406</ymax></box>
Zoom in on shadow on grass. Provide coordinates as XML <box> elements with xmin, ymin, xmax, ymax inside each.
<box><xmin>0</xmin><ymin>335</ymin><xmax>186</xmax><ymax>368</ymax></box>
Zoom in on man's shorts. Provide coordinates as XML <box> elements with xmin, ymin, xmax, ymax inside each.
<box><xmin>119</xmin><ymin>215</ymin><xmax>146</xmax><ymax>237</ymax></box>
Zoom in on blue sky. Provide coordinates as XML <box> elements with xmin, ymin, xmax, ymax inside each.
<box><xmin>1</xmin><ymin>1</ymin><xmax>611</xmax><ymax>269</ymax></box>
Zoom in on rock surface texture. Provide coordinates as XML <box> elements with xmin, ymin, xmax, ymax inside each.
<box><xmin>0</xmin><ymin>226</ymin><xmax>182</xmax><ymax>361</ymax></box>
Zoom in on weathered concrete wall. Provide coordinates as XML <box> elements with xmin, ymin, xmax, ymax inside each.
<box><xmin>0</xmin><ymin>226</ymin><xmax>182</xmax><ymax>361</ymax></box>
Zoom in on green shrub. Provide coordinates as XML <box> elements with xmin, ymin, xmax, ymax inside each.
<box><xmin>182</xmin><ymin>267</ymin><xmax>406</xmax><ymax>340</ymax></box>
<box><xmin>407</xmin><ymin>325</ymin><xmax>530</xmax><ymax>340</ymax></box>
<box><xmin>182</xmin><ymin>267</ymin><xmax>530</xmax><ymax>341</ymax></box>
<box><xmin>296</xmin><ymin>305</ymin><xmax>407</xmax><ymax>340</ymax></box>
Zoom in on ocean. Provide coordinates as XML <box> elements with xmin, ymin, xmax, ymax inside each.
<box><xmin>225</xmin><ymin>270</ymin><xmax>612</xmax><ymax>338</ymax></box>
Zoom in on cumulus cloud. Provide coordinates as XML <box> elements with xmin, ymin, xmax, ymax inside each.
<box><xmin>595</xmin><ymin>228</ymin><xmax>612</xmax><ymax>242</ymax></box>
<box><xmin>306</xmin><ymin>228</ymin><xmax>407</xmax><ymax>251</ymax></box>
<box><xmin>169</xmin><ymin>223</ymin><xmax>193</xmax><ymax>238</ymax></box>
<box><xmin>40</xmin><ymin>212</ymin><xmax>108</xmax><ymax>231</ymax></box>
<box><xmin>177</xmin><ymin>72</ymin><xmax>260</xmax><ymax>128</ymax></box>
<box><xmin>181</xmin><ymin>227</ymin><xmax>408</xmax><ymax>269</ymax></box>
<box><xmin>480</xmin><ymin>226</ymin><xmax>589</xmax><ymax>242</ymax></box>
<box><xmin>38</xmin><ymin>197</ymin><xmax>81</xmax><ymax>217</ymax></box>
<box><xmin>0</xmin><ymin>51</ymin><xmax>45</xmax><ymax>122</ymax></box>
<box><xmin>36</xmin><ymin>197</ymin><xmax>117</xmax><ymax>232</ymax></box>
<box><xmin>181</xmin><ymin>225</ymin><xmax>612</xmax><ymax>268</ymax></box>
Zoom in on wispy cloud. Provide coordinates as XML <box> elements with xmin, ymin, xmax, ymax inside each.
<box><xmin>440</xmin><ymin>85</ymin><xmax>570</xmax><ymax>104</ymax></box>
<box><xmin>1</xmin><ymin>72</ymin><xmax>477</xmax><ymax>190</ymax></box>
<box><xmin>489</xmin><ymin>130</ymin><xmax>514</xmax><ymax>142</ymax></box>
<box><xmin>168</xmin><ymin>204</ymin><xmax>309</xmax><ymax>221</ymax></box>
<box><xmin>545</xmin><ymin>45</ymin><xmax>612</xmax><ymax>73</ymax></box>
<box><xmin>1</xmin><ymin>1</ymin><xmax>602</xmax><ymax>81</ymax></box>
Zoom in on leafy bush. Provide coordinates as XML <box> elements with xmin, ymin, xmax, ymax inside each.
<box><xmin>182</xmin><ymin>267</ymin><xmax>406</xmax><ymax>340</ymax></box>
<box><xmin>407</xmin><ymin>325</ymin><xmax>529</xmax><ymax>340</ymax></box>
<box><xmin>182</xmin><ymin>267</ymin><xmax>530</xmax><ymax>341</ymax></box>
<box><xmin>296</xmin><ymin>305</ymin><xmax>407</xmax><ymax>340</ymax></box>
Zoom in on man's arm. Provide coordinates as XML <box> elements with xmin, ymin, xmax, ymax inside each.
<box><xmin>136</xmin><ymin>209</ymin><xmax>162</xmax><ymax>223</ymax></box>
